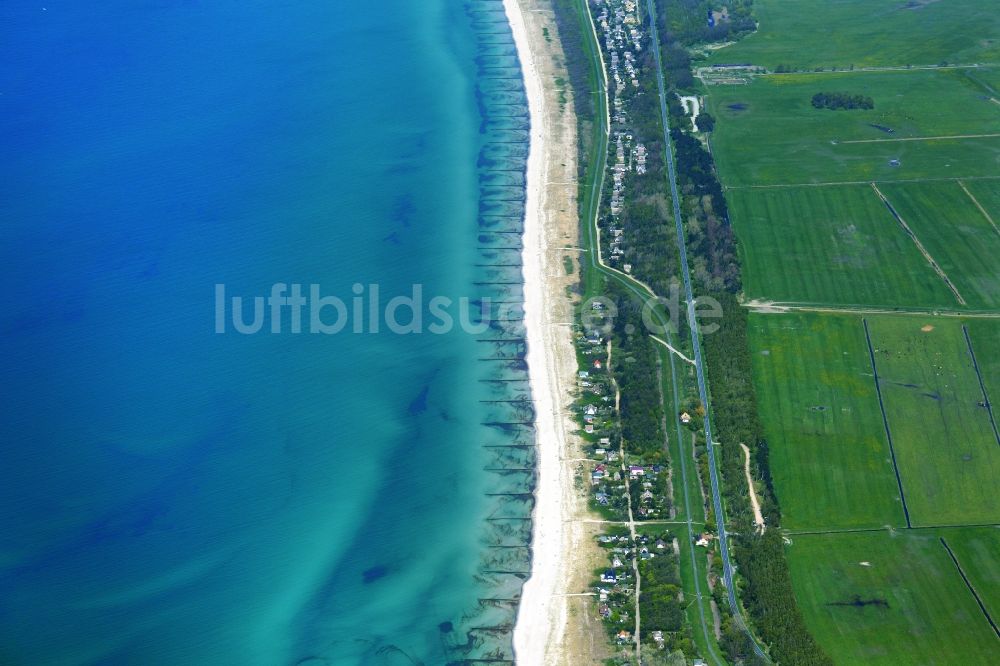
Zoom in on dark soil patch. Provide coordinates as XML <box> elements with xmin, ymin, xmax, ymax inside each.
<box><xmin>828</xmin><ymin>595</ymin><xmax>890</xmax><ymax>609</ymax></box>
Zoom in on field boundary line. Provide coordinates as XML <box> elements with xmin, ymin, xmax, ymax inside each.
<box><xmin>742</xmin><ymin>301</ymin><xmax>1000</xmax><ymax>318</ymax></box>
<box><xmin>726</xmin><ymin>175</ymin><xmax>1000</xmax><ymax>190</ymax></box>
<box><xmin>862</xmin><ymin>317</ymin><xmax>912</xmax><ymax>528</ymax></box>
<box><xmin>760</xmin><ymin>63</ymin><xmax>999</xmax><ymax>77</ymax></box>
<box><xmin>939</xmin><ymin>537</ymin><xmax>1000</xmax><ymax>639</ymax></box>
<box><xmin>786</xmin><ymin>527</ymin><xmax>892</xmax><ymax>536</ymax></box>
<box><xmin>870</xmin><ymin>182</ymin><xmax>966</xmax><ymax>306</ymax></box>
<box><xmin>962</xmin><ymin>325</ymin><xmax>1000</xmax><ymax>449</ymax></box>
<box><xmin>788</xmin><ymin>522</ymin><xmax>1000</xmax><ymax>535</ymax></box>
<box><xmin>838</xmin><ymin>133</ymin><xmax>1000</xmax><ymax>145</ymax></box>
<box><xmin>743</xmin><ymin>302</ymin><xmax>1000</xmax><ymax>318</ymax></box>
<box><xmin>958</xmin><ymin>180</ymin><xmax>1000</xmax><ymax>238</ymax></box>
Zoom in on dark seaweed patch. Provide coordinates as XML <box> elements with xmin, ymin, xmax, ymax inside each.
<box><xmin>362</xmin><ymin>565</ymin><xmax>389</xmax><ymax>584</ymax></box>
<box><xmin>408</xmin><ymin>385</ymin><xmax>430</xmax><ymax>415</ymax></box>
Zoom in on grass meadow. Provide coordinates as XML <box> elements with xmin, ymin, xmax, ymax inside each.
<box><xmin>866</xmin><ymin>316</ymin><xmax>1000</xmax><ymax>526</ymax></box>
<box><xmin>878</xmin><ymin>182</ymin><xmax>1000</xmax><ymax>309</ymax></box>
<box><xmin>964</xmin><ymin>66</ymin><xmax>1000</xmax><ymax>96</ymax></box>
<box><xmin>707</xmin><ymin>69</ymin><xmax>1000</xmax><ymax>186</ymax></box>
<box><xmin>701</xmin><ymin>2</ymin><xmax>1000</xmax><ymax>660</ymax></box>
<box><xmin>786</xmin><ymin>530</ymin><xmax>1000</xmax><ymax>665</ymax></box>
<box><xmin>966</xmin><ymin>320</ymin><xmax>1000</xmax><ymax>404</ymax></box>
<box><xmin>963</xmin><ymin>179</ymin><xmax>1000</xmax><ymax>231</ymax></box>
<box><xmin>748</xmin><ymin>313</ymin><xmax>904</xmax><ymax>530</ymax></box>
<box><xmin>730</xmin><ymin>185</ymin><xmax>956</xmax><ymax>307</ymax></box>
<box><xmin>705</xmin><ymin>0</ymin><xmax>1000</xmax><ymax>70</ymax></box>
<box><xmin>939</xmin><ymin>526</ymin><xmax>1000</xmax><ymax>621</ymax></box>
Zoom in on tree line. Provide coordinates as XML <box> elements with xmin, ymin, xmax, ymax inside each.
<box><xmin>654</xmin><ymin>0</ymin><xmax>835</xmax><ymax>662</ymax></box>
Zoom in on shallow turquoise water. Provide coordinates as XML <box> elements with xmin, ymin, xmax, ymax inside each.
<box><xmin>0</xmin><ymin>1</ymin><xmax>531</xmax><ymax>663</ymax></box>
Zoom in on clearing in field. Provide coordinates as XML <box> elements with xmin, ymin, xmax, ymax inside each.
<box><xmin>866</xmin><ymin>317</ymin><xmax>1000</xmax><ymax>526</ymax></box>
<box><xmin>877</xmin><ymin>181</ymin><xmax>1000</xmax><ymax>309</ymax></box>
<box><xmin>786</xmin><ymin>530</ymin><xmax>1000</xmax><ymax>665</ymax></box>
<box><xmin>707</xmin><ymin>68</ymin><xmax>1000</xmax><ymax>186</ymax></box>
<box><xmin>729</xmin><ymin>185</ymin><xmax>956</xmax><ymax>307</ymax></box>
<box><xmin>705</xmin><ymin>0</ymin><xmax>1000</xmax><ymax>70</ymax></box>
<box><xmin>749</xmin><ymin>313</ymin><xmax>904</xmax><ymax>530</ymax></box>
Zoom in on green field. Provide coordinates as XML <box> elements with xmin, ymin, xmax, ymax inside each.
<box><xmin>964</xmin><ymin>66</ymin><xmax>1000</xmax><ymax>97</ymax></box>
<box><xmin>867</xmin><ymin>317</ymin><xmax>1000</xmax><ymax>525</ymax></box>
<box><xmin>698</xmin><ymin>1</ymin><xmax>1000</xmax><ymax>660</ymax></box>
<box><xmin>939</xmin><ymin>526</ymin><xmax>1000</xmax><ymax>620</ymax></box>
<box><xmin>879</xmin><ymin>181</ymin><xmax>1000</xmax><ymax>309</ymax></box>
<box><xmin>966</xmin><ymin>319</ymin><xmax>1000</xmax><ymax>405</ymax></box>
<box><xmin>786</xmin><ymin>531</ymin><xmax>1000</xmax><ymax>665</ymax></box>
<box><xmin>705</xmin><ymin>0</ymin><xmax>1000</xmax><ymax>70</ymax></box>
<box><xmin>963</xmin><ymin>179</ymin><xmax>1000</xmax><ymax>231</ymax></box>
<box><xmin>730</xmin><ymin>185</ymin><xmax>956</xmax><ymax>307</ymax></box>
<box><xmin>749</xmin><ymin>313</ymin><xmax>904</xmax><ymax>529</ymax></box>
<box><xmin>706</xmin><ymin>68</ymin><xmax>1000</xmax><ymax>186</ymax></box>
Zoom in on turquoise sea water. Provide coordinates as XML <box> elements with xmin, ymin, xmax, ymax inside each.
<box><xmin>0</xmin><ymin>1</ymin><xmax>531</xmax><ymax>664</ymax></box>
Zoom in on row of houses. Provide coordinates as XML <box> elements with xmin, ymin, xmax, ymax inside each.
<box><xmin>599</xmin><ymin>0</ymin><xmax>653</xmax><ymax>278</ymax></box>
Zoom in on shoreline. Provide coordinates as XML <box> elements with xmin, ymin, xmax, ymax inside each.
<box><xmin>505</xmin><ymin>0</ymin><xmax>581</xmax><ymax>662</ymax></box>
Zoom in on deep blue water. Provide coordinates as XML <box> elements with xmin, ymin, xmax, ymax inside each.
<box><xmin>0</xmin><ymin>1</ymin><xmax>531</xmax><ymax>664</ymax></box>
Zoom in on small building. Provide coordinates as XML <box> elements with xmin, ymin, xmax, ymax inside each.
<box><xmin>680</xmin><ymin>411</ymin><xmax>692</xmax><ymax>424</ymax></box>
<box><xmin>629</xmin><ymin>465</ymin><xmax>645</xmax><ymax>477</ymax></box>
<box><xmin>601</xmin><ymin>569</ymin><xmax>618</xmax><ymax>583</ymax></box>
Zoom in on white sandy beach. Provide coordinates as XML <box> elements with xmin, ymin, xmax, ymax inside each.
<box><xmin>506</xmin><ymin>0</ymin><xmax>583</xmax><ymax>662</ymax></box>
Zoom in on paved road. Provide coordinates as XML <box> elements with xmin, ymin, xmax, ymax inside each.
<box><xmin>644</xmin><ymin>0</ymin><xmax>770</xmax><ymax>659</ymax></box>
<box><xmin>572</xmin><ymin>1</ymin><xmax>726</xmax><ymax>662</ymax></box>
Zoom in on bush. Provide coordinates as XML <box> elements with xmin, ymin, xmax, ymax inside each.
<box><xmin>811</xmin><ymin>92</ymin><xmax>874</xmax><ymax>110</ymax></box>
